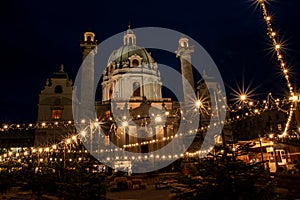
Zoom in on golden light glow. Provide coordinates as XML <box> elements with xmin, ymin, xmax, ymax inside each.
<box><xmin>80</xmin><ymin>130</ymin><xmax>87</xmax><ymax>137</ymax></box>
<box><xmin>155</xmin><ymin>116</ymin><xmax>162</xmax><ymax>123</ymax></box>
<box><xmin>121</xmin><ymin>121</ymin><xmax>129</xmax><ymax>127</ymax></box>
<box><xmin>93</xmin><ymin>121</ymin><xmax>99</xmax><ymax>127</ymax></box>
<box><xmin>230</xmin><ymin>80</ymin><xmax>257</xmax><ymax>105</ymax></box>
<box><xmin>289</xmin><ymin>95</ymin><xmax>298</xmax><ymax>102</ymax></box>
<box><xmin>195</xmin><ymin>100</ymin><xmax>202</xmax><ymax>108</ymax></box>
<box><xmin>240</xmin><ymin>94</ymin><xmax>247</xmax><ymax>101</ymax></box>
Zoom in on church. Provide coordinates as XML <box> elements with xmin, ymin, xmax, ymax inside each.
<box><xmin>34</xmin><ymin>27</ymin><xmax>226</xmax><ymax>162</ymax></box>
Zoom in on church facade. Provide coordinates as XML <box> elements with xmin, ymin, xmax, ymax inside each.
<box><xmin>34</xmin><ymin>27</ymin><xmax>222</xmax><ymax>159</ymax></box>
<box><xmin>35</xmin><ymin>66</ymin><xmax>74</xmax><ymax>145</ymax></box>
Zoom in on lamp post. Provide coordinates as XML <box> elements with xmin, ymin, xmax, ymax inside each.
<box><xmin>122</xmin><ymin>120</ymin><xmax>129</xmax><ymax>150</ymax></box>
<box><xmin>195</xmin><ymin>99</ymin><xmax>206</xmax><ymax>141</ymax></box>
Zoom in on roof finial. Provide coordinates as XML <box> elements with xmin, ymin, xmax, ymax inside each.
<box><xmin>60</xmin><ymin>64</ymin><xmax>64</xmax><ymax>72</ymax></box>
<box><xmin>128</xmin><ymin>21</ymin><xmax>131</xmax><ymax>30</ymax></box>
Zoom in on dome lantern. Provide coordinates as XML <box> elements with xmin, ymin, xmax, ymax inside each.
<box><xmin>123</xmin><ymin>25</ymin><xmax>136</xmax><ymax>46</ymax></box>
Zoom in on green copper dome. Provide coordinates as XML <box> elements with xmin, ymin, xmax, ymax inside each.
<box><xmin>108</xmin><ymin>45</ymin><xmax>155</xmax><ymax>67</ymax></box>
<box><xmin>106</xmin><ymin>27</ymin><xmax>156</xmax><ymax>70</ymax></box>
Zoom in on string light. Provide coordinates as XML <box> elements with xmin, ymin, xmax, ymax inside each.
<box><xmin>240</xmin><ymin>94</ymin><xmax>247</xmax><ymax>102</ymax></box>
<box><xmin>0</xmin><ymin>2</ymin><xmax>298</xmax><ymax>166</ymax></box>
<box><xmin>229</xmin><ymin>80</ymin><xmax>257</xmax><ymax>106</ymax></box>
<box><xmin>256</xmin><ymin>0</ymin><xmax>296</xmax><ymax>137</ymax></box>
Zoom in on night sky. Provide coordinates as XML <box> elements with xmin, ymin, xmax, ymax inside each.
<box><xmin>1</xmin><ymin>0</ymin><xmax>300</xmax><ymax>123</ymax></box>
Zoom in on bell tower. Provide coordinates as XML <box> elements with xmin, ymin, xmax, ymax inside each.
<box><xmin>176</xmin><ymin>37</ymin><xmax>195</xmax><ymax>102</ymax></box>
<box><xmin>80</xmin><ymin>32</ymin><xmax>98</xmax><ymax>60</ymax></box>
<box><xmin>79</xmin><ymin>32</ymin><xmax>98</xmax><ymax>121</ymax></box>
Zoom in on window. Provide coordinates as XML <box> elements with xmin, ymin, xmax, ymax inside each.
<box><xmin>109</xmin><ymin>85</ymin><xmax>113</xmax><ymax>99</ymax></box>
<box><xmin>54</xmin><ymin>85</ymin><xmax>63</xmax><ymax>94</ymax></box>
<box><xmin>133</xmin><ymin>82</ymin><xmax>141</xmax><ymax>96</ymax></box>
<box><xmin>104</xmin><ymin>135</ymin><xmax>110</xmax><ymax>146</ymax></box>
<box><xmin>132</xmin><ymin>59</ymin><xmax>139</xmax><ymax>67</ymax></box>
<box><xmin>109</xmin><ymin>64</ymin><xmax>113</xmax><ymax>74</ymax></box>
<box><xmin>105</xmin><ymin>110</ymin><xmax>110</xmax><ymax>118</ymax></box>
<box><xmin>52</xmin><ymin>110</ymin><xmax>62</xmax><ymax>119</ymax></box>
<box><xmin>278</xmin><ymin>124</ymin><xmax>282</xmax><ymax>131</ymax></box>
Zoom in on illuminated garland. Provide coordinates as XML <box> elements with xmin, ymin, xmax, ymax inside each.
<box><xmin>0</xmin><ymin>121</ymin><xmax>73</xmax><ymax>133</ymax></box>
<box><xmin>1</xmin><ymin>1</ymin><xmax>299</xmax><ymax>164</ymax></box>
<box><xmin>0</xmin><ymin>93</ymin><xmax>294</xmax><ymax>163</ymax></box>
<box><xmin>256</xmin><ymin>0</ymin><xmax>297</xmax><ymax>137</ymax></box>
<box><xmin>0</xmin><ymin>94</ymin><xmax>297</xmax><ymax>164</ymax></box>
<box><xmin>227</xmin><ymin>93</ymin><xmax>290</xmax><ymax>121</ymax></box>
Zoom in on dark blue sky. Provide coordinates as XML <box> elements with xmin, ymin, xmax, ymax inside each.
<box><xmin>1</xmin><ymin>0</ymin><xmax>300</xmax><ymax>122</ymax></box>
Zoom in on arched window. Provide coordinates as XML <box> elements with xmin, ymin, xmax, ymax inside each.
<box><xmin>109</xmin><ymin>65</ymin><xmax>113</xmax><ymax>74</ymax></box>
<box><xmin>132</xmin><ymin>59</ymin><xmax>139</xmax><ymax>67</ymax></box>
<box><xmin>133</xmin><ymin>82</ymin><xmax>141</xmax><ymax>96</ymax></box>
<box><xmin>129</xmin><ymin>37</ymin><xmax>132</xmax><ymax>45</ymax></box>
<box><xmin>54</xmin><ymin>85</ymin><xmax>63</xmax><ymax>94</ymax></box>
<box><xmin>52</xmin><ymin>109</ymin><xmax>62</xmax><ymax>119</ymax></box>
<box><xmin>109</xmin><ymin>85</ymin><xmax>113</xmax><ymax>99</ymax></box>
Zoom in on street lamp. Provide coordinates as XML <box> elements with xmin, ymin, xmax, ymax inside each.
<box><xmin>121</xmin><ymin>119</ymin><xmax>129</xmax><ymax>151</ymax></box>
